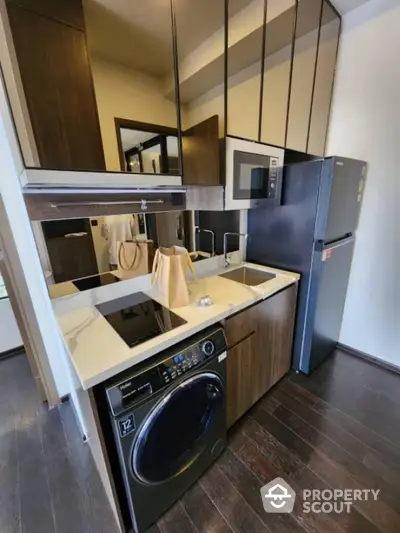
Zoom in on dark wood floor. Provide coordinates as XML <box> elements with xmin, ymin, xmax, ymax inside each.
<box><xmin>1</xmin><ymin>349</ymin><xmax>400</xmax><ymax>533</ymax></box>
<box><xmin>0</xmin><ymin>353</ymin><xmax>118</xmax><ymax>533</ymax></box>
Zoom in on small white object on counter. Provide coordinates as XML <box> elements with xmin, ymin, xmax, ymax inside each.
<box><xmin>55</xmin><ymin>261</ymin><xmax>300</xmax><ymax>390</ymax></box>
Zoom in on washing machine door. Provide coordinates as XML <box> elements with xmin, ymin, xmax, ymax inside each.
<box><xmin>132</xmin><ymin>372</ymin><xmax>224</xmax><ymax>485</ymax></box>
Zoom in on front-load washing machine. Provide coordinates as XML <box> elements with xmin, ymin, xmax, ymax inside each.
<box><xmin>98</xmin><ymin>325</ymin><xmax>227</xmax><ymax>533</ymax></box>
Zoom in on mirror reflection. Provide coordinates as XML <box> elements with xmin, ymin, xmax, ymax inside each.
<box><xmin>84</xmin><ymin>0</ymin><xmax>180</xmax><ymax>173</ymax></box>
<box><xmin>286</xmin><ymin>0</ymin><xmax>323</xmax><ymax>152</ymax></box>
<box><xmin>116</xmin><ymin>120</ymin><xmax>179</xmax><ymax>174</ymax></box>
<box><xmin>38</xmin><ymin>211</ymin><xmax>240</xmax><ymax>298</ymax></box>
<box><xmin>308</xmin><ymin>1</ymin><xmax>340</xmax><ymax>155</ymax></box>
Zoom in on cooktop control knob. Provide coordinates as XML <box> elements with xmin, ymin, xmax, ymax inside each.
<box><xmin>201</xmin><ymin>340</ymin><xmax>215</xmax><ymax>357</ymax></box>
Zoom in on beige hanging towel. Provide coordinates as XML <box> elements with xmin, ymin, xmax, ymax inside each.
<box><xmin>151</xmin><ymin>246</ymin><xmax>196</xmax><ymax>308</ymax></box>
<box><xmin>117</xmin><ymin>240</ymin><xmax>154</xmax><ymax>279</ymax></box>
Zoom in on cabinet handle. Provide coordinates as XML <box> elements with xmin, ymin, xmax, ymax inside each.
<box><xmin>50</xmin><ymin>199</ymin><xmax>164</xmax><ymax>208</ymax></box>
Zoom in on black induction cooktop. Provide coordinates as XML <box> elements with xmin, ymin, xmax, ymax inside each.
<box><xmin>73</xmin><ymin>273</ymin><xmax>121</xmax><ymax>291</ymax></box>
<box><xmin>96</xmin><ymin>292</ymin><xmax>187</xmax><ymax>348</ymax></box>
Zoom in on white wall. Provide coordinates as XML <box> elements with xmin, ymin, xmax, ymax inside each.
<box><xmin>0</xmin><ymin>74</ymin><xmax>77</xmax><ymax>400</ymax></box>
<box><xmin>327</xmin><ymin>0</ymin><xmax>400</xmax><ymax>367</ymax></box>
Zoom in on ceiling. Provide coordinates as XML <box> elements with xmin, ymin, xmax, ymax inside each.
<box><xmin>332</xmin><ymin>0</ymin><xmax>371</xmax><ymax>14</ymax></box>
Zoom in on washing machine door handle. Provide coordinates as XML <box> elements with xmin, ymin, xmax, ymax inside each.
<box><xmin>206</xmin><ymin>382</ymin><xmax>222</xmax><ymax>400</ymax></box>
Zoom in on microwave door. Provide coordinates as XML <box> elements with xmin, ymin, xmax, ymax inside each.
<box><xmin>249</xmin><ymin>167</ymin><xmax>268</xmax><ymax>199</ymax></box>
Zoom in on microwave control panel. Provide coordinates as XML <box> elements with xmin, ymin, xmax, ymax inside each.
<box><xmin>268</xmin><ymin>157</ymin><xmax>279</xmax><ymax>199</ymax></box>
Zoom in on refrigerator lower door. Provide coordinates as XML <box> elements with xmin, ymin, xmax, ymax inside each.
<box><xmin>299</xmin><ymin>236</ymin><xmax>355</xmax><ymax>374</ymax></box>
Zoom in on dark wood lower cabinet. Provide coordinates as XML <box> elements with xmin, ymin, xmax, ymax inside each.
<box><xmin>226</xmin><ymin>283</ymin><xmax>298</xmax><ymax>428</ymax></box>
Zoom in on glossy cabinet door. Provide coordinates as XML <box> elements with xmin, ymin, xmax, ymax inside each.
<box><xmin>308</xmin><ymin>1</ymin><xmax>340</xmax><ymax>156</ymax></box>
<box><xmin>7</xmin><ymin>0</ymin><xmax>105</xmax><ymax>171</ymax></box>
<box><xmin>226</xmin><ymin>333</ymin><xmax>257</xmax><ymax>428</ymax></box>
<box><xmin>226</xmin><ymin>0</ymin><xmax>264</xmax><ymax>141</ymax></box>
<box><xmin>175</xmin><ymin>0</ymin><xmax>224</xmax><ymax>185</ymax></box>
<box><xmin>6</xmin><ymin>0</ymin><xmax>182</xmax><ymax>176</ymax></box>
<box><xmin>260</xmin><ymin>0</ymin><xmax>297</xmax><ymax>147</ymax></box>
<box><xmin>286</xmin><ymin>0</ymin><xmax>322</xmax><ymax>152</ymax></box>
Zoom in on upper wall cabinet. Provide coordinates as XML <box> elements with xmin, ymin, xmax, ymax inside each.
<box><xmin>5</xmin><ymin>0</ymin><xmax>105</xmax><ymax>171</ymax></box>
<box><xmin>5</xmin><ymin>0</ymin><xmax>181</xmax><ymax>177</ymax></box>
<box><xmin>4</xmin><ymin>0</ymin><xmax>340</xmax><ymax>184</ymax></box>
<box><xmin>286</xmin><ymin>0</ymin><xmax>322</xmax><ymax>152</ymax></box>
<box><xmin>229</xmin><ymin>0</ymin><xmax>340</xmax><ymax>156</ymax></box>
<box><xmin>175</xmin><ymin>0</ymin><xmax>224</xmax><ymax>185</ymax></box>
<box><xmin>85</xmin><ymin>0</ymin><xmax>180</xmax><ymax>174</ymax></box>
<box><xmin>308</xmin><ymin>1</ymin><xmax>340</xmax><ymax>155</ymax></box>
<box><xmin>260</xmin><ymin>0</ymin><xmax>297</xmax><ymax>147</ymax></box>
<box><xmin>227</xmin><ymin>0</ymin><xmax>264</xmax><ymax>142</ymax></box>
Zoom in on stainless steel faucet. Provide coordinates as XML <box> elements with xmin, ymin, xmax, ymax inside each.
<box><xmin>223</xmin><ymin>232</ymin><xmax>248</xmax><ymax>267</ymax></box>
<box><xmin>195</xmin><ymin>226</ymin><xmax>216</xmax><ymax>257</ymax></box>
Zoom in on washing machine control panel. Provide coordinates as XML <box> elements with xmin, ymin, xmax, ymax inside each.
<box><xmin>158</xmin><ymin>331</ymin><xmax>225</xmax><ymax>386</ymax></box>
<box><xmin>159</xmin><ymin>347</ymin><xmax>209</xmax><ymax>385</ymax></box>
<box><xmin>106</xmin><ymin>327</ymin><xmax>227</xmax><ymax>415</ymax></box>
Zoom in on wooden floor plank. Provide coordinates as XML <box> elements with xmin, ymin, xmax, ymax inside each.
<box><xmin>284</xmin><ymin>378</ymin><xmax>400</xmax><ymax>469</ymax></box>
<box><xmin>158</xmin><ymin>500</ymin><xmax>198</xmax><ymax>533</ymax></box>
<box><xmin>251</xmin><ymin>405</ymin><xmax>400</xmax><ymax>533</ymax></box>
<box><xmin>291</xmin><ymin>351</ymin><xmax>400</xmax><ymax>447</ymax></box>
<box><xmin>274</xmin><ymin>380</ymin><xmax>400</xmax><ymax>481</ymax></box>
<box><xmin>181</xmin><ymin>482</ymin><xmax>233</xmax><ymax>533</ymax></box>
<box><xmin>235</xmin><ymin>419</ymin><xmax>347</xmax><ymax>533</ymax></box>
<box><xmin>200</xmin><ymin>462</ymin><xmax>267</xmax><ymax>533</ymax></box>
<box><xmin>269</xmin><ymin>398</ymin><xmax>400</xmax><ymax>513</ymax></box>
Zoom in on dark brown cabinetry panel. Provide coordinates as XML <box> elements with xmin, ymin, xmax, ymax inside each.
<box><xmin>6</xmin><ymin>0</ymin><xmax>85</xmax><ymax>30</ymax></box>
<box><xmin>182</xmin><ymin>115</ymin><xmax>220</xmax><ymax>185</ymax></box>
<box><xmin>226</xmin><ymin>333</ymin><xmax>257</xmax><ymax>428</ymax></box>
<box><xmin>7</xmin><ymin>3</ymin><xmax>105</xmax><ymax>170</ymax></box>
<box><xmin>224</xmin><ymin>305</ymin><xmax>255</xmax><ymax>349</ymax></box>
<box><xmin>226</xmin><ymin>283</ymin><xmax>298</xmax><ymax>428</ymax></box>
<box><xmin>253</xmin><ymin>283</ymin><xmax>298</xmax><ymax>389</ymax></box>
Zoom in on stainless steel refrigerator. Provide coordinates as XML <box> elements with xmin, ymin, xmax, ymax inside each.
<box><xmin>247</xmin><ymin>157</ymin><xmax>367</xmax><ymax>374</ymax></box>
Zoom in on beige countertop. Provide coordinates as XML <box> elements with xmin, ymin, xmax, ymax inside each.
<box><xmin>55</xmin><ymin>261</ymin><xmax>300</xmax><ymax>390</ymax></box>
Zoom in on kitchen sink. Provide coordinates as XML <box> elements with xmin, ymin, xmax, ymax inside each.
<box><xmin>218</xmin><ymin>266</ymin><xmax>276</xmax><ymax>286</ymax></box>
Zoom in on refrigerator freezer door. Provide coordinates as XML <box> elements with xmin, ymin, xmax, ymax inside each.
<box><xmin>315</xmin><ymin>158</ymin><xmax>367</xmax><ymax>243</ymax></box>
<box><xmin>247</xmin><ymin>160</ymin><xmax>322</xmax><ymax>272</ymax></box>
<box><xmin>301</xmin><ymin>236</ymin><xmax>355</xmax><ymax>374</ymax></box>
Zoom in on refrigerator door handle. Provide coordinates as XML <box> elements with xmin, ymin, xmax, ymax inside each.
<box><xmin>324</xmin><ymin>236</ymin><xmax>355</xmax><ymax>251</ymax></box>
<box><xmin>314</xmin><ymin>240</ymin><xmax>324</xmax><ymax>252</ymax></box>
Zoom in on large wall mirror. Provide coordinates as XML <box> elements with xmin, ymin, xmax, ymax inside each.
<box><xmin>37</xmin><ymin>210</ymin><xmax>240</xmax><ymax>299</ymax></box>
<box><xmin>84</xmin><ymin>0</ymin><xmax>182</xmax><ymax>174</ymax></box>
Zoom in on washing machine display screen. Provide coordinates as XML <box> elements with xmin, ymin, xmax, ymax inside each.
<box><xmin>120</xmin><ymin>381</ymin><xmax>152</xmax><ymax>407</ymax></box>
<box><xmin>132</xmin><ymin>373</ymin><xmax>223</xmax><ymax>484</ymax></box>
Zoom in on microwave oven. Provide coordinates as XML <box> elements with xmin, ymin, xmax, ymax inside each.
<box><xmin>225</xmin><ymin>136</ymin><xmax>284</xmax><ymax>210</ymax></box>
